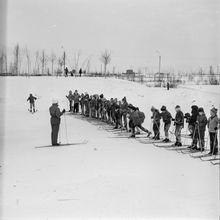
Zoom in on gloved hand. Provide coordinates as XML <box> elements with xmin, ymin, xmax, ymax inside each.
<box><xmin>62</xmin><ymin>109</ymin><xmax>66</xmax><ymax>113</ymax></box>
<box><xmin>214</xmin><ymin>127</ymin><xmax>218</xmax><ymax>131</ymax></box>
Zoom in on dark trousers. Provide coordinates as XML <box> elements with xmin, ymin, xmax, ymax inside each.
<box><xmin>69</xmin><ymin>100</ymin><xmax>73</xmax><ymax>111</ymax></box>
<box><xmin>130</xmin><ymin>120</ymin><xmax>149</xmax><ymax>135</ymax></box>
<box><xmin>209</xmin><ymin>132</ymin><xmax>218</xmax><ymax>154</ymax></box>
<box><xmin>153</xmin><ymin>122</ymin><xmax>160</xmax><ymax>139</ymax></box>
<box><xmin>51</xmin><ymin>123</ymin><xmax>60</xmax><ymax>145</ymax></box>
<box><xmin>73</xmin><ymin>103</ymin><xmax>79</xmax><ymax>113</ymax></box>
<box><xmin>29</xmin><ymin>103</ymin><xmax>35</xmax><ymax>112</ymax></box>
<box><xmin>192</xmin><ymin>127</ymin><xmax>205</xmax><ymax>149</ymax></box>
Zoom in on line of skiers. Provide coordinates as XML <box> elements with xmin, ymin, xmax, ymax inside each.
<box><xmin>66</xmin><ymin>90</ymin><xmax>219</xmax><ymax>155</ymax></box>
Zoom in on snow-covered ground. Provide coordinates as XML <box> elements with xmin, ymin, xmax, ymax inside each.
<box><xmin>0</xmin><ymin>77</ymin><xmax>219</xmax><ymax>220</ymax></box>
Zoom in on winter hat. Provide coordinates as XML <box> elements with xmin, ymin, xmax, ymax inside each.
<box><xmin>128</xmin><ymin>104</ymin><xmax>137</xmax><ymax>111</ymax></box>
<box><xmin>52</xmin><ymin>99</ymin><xmax>58</xmax><ymax>104</ymax></box>
<box><xmin>175</xmin><ymin>105</ymin><xmax>180</xmax><ymax>109</ymax></box>
<box><xmin>151</xmin><ymin>106</ymin><xmax>156</xmax><ymax>111</ymax></box>
<box><xmin>161</xmin><ymin>105</ymin><xmax>166</xmax><ymax>111</ymax></box>
<box><xmin>198</xmin><ymin>107</ymin><xmax>204</xmax><ymax>113</ymax></box>
<box><xmin>191</xmin><ymin>105</ymin><xmax>198</xmax><ymax>111</ymax></box>
<box><xmin>100</xmin><ymin>94</ymin><xmax>104</xmax><ymax>98</ymax></box>
<box><xmin>122</xmin><ymin>96</ymin><xmax>127</xmax><ymax>101</ymax></box>
<box><xmin>211</xmin><ymin>107</ymin><xmax>218</xmax><ymax>114</ymax></box>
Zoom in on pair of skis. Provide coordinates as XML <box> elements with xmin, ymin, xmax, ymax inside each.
<box><xmin>35</xmin><ymin>140</ymin><xmax>88</xmax><ymax>148</ymax></box>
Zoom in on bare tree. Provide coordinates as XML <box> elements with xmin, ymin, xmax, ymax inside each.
<box><xmin>39</xmin><ymin>50</ymin><xmax>48</xmax><ymax>75</ymax></box>
<box><xmin>0</xmin><ymin>49</ymin><xmax>7</xmax><ymax>74</ymax></box>
<box><xmin>33</xmin><ymin>50</ymin><xmax>40</xmax><ymax>75</ymax></box>
<box><xmin>73</xmin><ymin>50</ymin><xmax>81</xmax><ymax>73</ymax></box>
<box><xmin>24</xmin><ymin>47</ymin><xmax>31</xmax><ymax>76</ymax></box>
<box><xmin>13</xmin><ymin>43</ymin><xmax>22</xmax><ymax>75</ymax></box>
<box><xmin>50</xmin><ymin>52</ymin><xmax>56</xmax><ymax>76</ymax></box>
<box><xmin>100</xmin><ymin>49</ymin><xmax>111</xmax><ymax>76</ymax></box>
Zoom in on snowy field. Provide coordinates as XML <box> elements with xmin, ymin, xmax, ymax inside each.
<box><xmin>0</xmin><ymin>77</ymin><xmax>219</xmax><ymax>220</ymax></box>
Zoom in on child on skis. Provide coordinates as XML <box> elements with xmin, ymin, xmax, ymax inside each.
<box><xmin>27</xmin><ymin>93</ymin><xmax>37</xmax><ymax>112</ymax></box>
<box><xmin>190</xmin><ymin>107</ymin><xmax>207</xmax><ymax>151</ymax></box>
<box><xmin>66</xmin><ymin>90</ymin><xmax>74</xmax><ymax>112</ymax></box>
<box><xmin>207</xmin><ymin>107</ymin><xmax>219</xmax><ymax>155</ymax></box>
<box><xmin>173</xmin><ymin>105</ymin><xmax>184</xmax><ymax>146</ymax></box>
<box><xmin>160</xmin><ymin>105</ymin><xmax>172</xmax><ymax>142</ymax></box>
<box><xmin>151</xmin><ymin>106</ymin><xmax>161</xmax><ymax>140</ymax></box>
<box><xmin>128</xmin><ymin>105</ymin><xmax>151</xmax><ymax>138</ymax></box>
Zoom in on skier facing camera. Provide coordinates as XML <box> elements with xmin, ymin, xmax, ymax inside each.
<box><xmin>49</xmin><ymin>99</ymin><xmax>66</xmax><ymax>146</ymax></box>
<box><xmin>27</xmin><ymin>93</ymin><xmax>37</xmax><ymax>112</ymax></box>
<box><xmin>128</xmin><ymin>104</ymin><xmax>151</xmax><ymax>138</ymax></box>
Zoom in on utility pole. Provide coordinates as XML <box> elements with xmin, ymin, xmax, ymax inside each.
<box><xmin>158</xmin><ymin>55</ymin><xmax>161</xmax><ymax>74</ymax></box>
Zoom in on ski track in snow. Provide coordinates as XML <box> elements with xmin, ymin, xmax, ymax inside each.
<box><xmin>0</xmin><ymin>77</ymin><xmax>219</xmax><ymax>219</ymax></box>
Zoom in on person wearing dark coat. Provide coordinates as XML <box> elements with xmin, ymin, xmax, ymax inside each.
<box><xmin>27</xmin><ymin>94</ymin><xmax>37</xmax><ymax>112</ymax></box>
<box><xmin>191</xmin><ymin>107</ymin><xmax>207</xmax><ymax>151</ymax></box>
<box><xmin>121</xmin><ymin>97</ymin><xmax>129</xmax><ymax>130</ymax></box>
<box><xmin>79</xmin><ymin>68</ymin><xmax>82</xmax><ymax>77</ymax></box>
<box><xmin>84</xmin><ymin>93</ymin><xmax>90</xmax><ymax>117</ymax></box>
<box><xmin>173</xmin><ymin>105</ymin><xmax>184</xmax><ymax>146</ymax></box>
<box><xmin>188</xmin><ymin>105</ymin><xmax>199</xmax><ymax>136</ymax></box>
<box><xmin>64</xmin><ymin>67</ymin><xmax>69</xmax><ymax>77</ymax></box>
<box><xmin>128</xmin><ymin>105</ymin><xmax>151</xmax><ymax>138</ymax></box>
<box><xmin>207</xmin><ymin>107</ymin><xmax>219</xmax><ymax>155</ymax></box>
<box><xmin>73</xmin><ymin>90</ymin><xmax>80</xmax><ymax>113</ymax></box>
<box><xmin>49</xmin><ymin>100</ymin><xmax>65</xmax><ymax>146</ymax></box>
<box><xmin>160</xmin><ymin>106</ymin><xmax>172</xmax><ymax>142</ymax></box>
<box><xmin>151</xmin><ymin>106</ymin><xmax>161</xmax><ymax>140</ymax></box>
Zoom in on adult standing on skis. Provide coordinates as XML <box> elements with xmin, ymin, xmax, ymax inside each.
<box><xmin>27</xmin><ymin>93</ymin><xmax>37</xmax><ymax>113</ymax></box>
<box><xmin>49</xmin><ymin>100</ymin><xmax>65</xmax><ymax>146</ymax></box>
<box><xmin>160</xmin><ymin>105</ymin><xmax>172</xmax><ymax>142</ymax></box>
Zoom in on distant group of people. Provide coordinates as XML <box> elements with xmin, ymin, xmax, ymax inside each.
<box><xmin>64</xmin><ymin>90</ymin><xmax>219</xmax><ymax>154</ymax></box>
<box><xmin>64</xmin><ymin>67</ymin><xmax>83</xmax><ymax>77</ymax></box>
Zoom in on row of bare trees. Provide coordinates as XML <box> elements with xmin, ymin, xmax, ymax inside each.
<box><xmin>0</xmin><ymin>44</ymin><xmax>112</xmax><ymax>76</ymax></box>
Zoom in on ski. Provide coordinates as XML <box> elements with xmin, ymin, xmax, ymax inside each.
<box><xmin>192</xmin><ymin>153</ymin><xmax>213</xmax><ymax>159</ymax></box>
<box><xmin>210</xmin><ymin>161</ymin><xmax>220</xmax><ymax>165</ymax></box>
<box><xmin>154</xmin><ymin>143</ymin><xmax>174</xmax><ymax>148</ymax></box>
<box><xmin>35</xmin><ymin>140</ymin><xmax>88</xmax><ymax>148</ymax></box>
<box><xmin>166</xmin><ymin>145</ymin><xmax>190</xmax><ymax>151</ymax></box>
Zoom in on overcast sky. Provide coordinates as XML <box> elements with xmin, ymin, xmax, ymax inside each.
<box><xmin>6</xmin><ymin>0</ymin><xmax>219</xmax><ymax>72</ymax></box>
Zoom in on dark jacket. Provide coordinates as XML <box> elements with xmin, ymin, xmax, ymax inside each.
<box><xmin>27</xmin><ymin>95</ymin><xmax>37</xmax><ymax>103</ymax></box>
<box><xmin>161</xmin><ymin>110</ymin><xmax>172</xmax><ymax>124</ymax></box>
<box><xmin>130</xmin><ymin>110</ymin><xmax>145</xmax><ymax>126</ymax></box>
<box><xmin>152</xmin><ymin>109</ymin><xmax>161</xmax><ymax>124</ymax></box>
<box><xmin>175</xmin><ymin>110</ymin><xmax>184</xmax><ymax>127</ymax></box>
<box><xmin>196</xmin><ymin>114</ymin><xmax>207</xmax><ymax>131</ymax></box>
<box><xmin>188</xmin><ymin>105</ymin><xmax>199</xmax><ymax>126</ymax></box>
<box><xmin>121</xmin><ymin>101</ymin><xmax>128</xmax><ymax>114</ymax></box>
<box><xmin>49</xmin><ymin>104</ymin><xmax>63</xmax><ymax>125</ymax></box>
<box><xmin>66</xmin><ymin>94</ymin><xmax>74</xmax><ymax>102</ymax></box>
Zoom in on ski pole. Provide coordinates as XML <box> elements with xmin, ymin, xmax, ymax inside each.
<box><xmin>197</xmin><ymin>123</ymin><xmax>203</xmax><ymax>152</ymax></box>
<box><xmin>64</xmin><ymin>113</ymin><xmax>69</xmax><ymax>144</ymax></box>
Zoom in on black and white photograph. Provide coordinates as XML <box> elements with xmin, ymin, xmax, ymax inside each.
<box><xmin>0</xmin><ymin>0</ymin><xmax>219</xmax><ymax>219</ymax></box>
